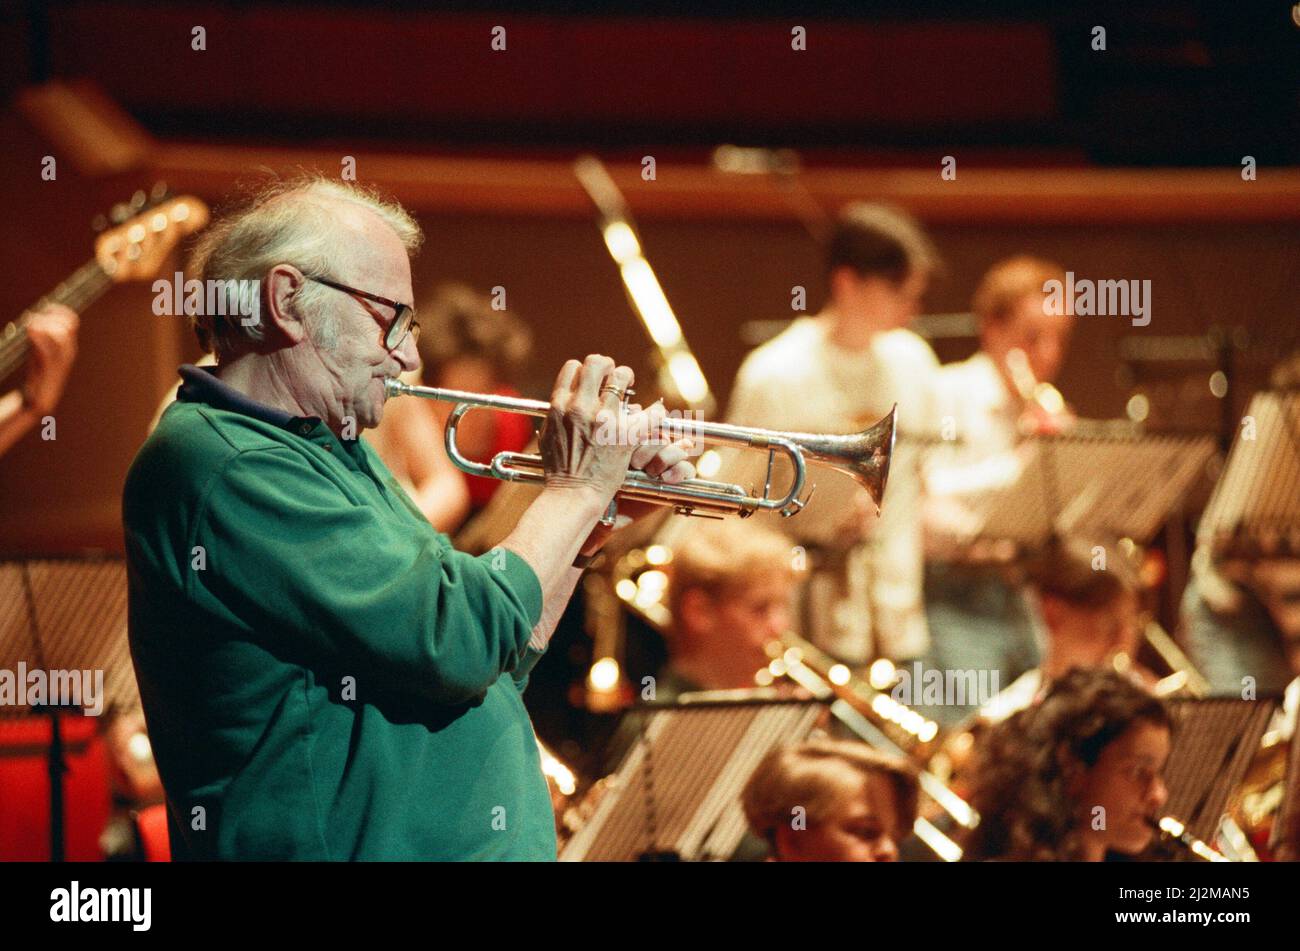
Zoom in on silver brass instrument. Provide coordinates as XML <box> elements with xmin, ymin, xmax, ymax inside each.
<box><xmin>384</xmin><ymin>378</ymin><xmax>896</xmax><ymax>521</ymax></box>
<box><xmin>585</xmin><ymin>538</ymin><xmax>974</xmax><ymax>861</ymax></box>
<box><xmin>1005</xmin><ymin>346</ymin><xmax>1070</xmax><ymax>435</ymax></box>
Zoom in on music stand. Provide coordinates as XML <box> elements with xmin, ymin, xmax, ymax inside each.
<box><xmin>1198</xmin><ymin>389</ymin><xmax>1300</xmax><ymax>559</ymax></box>
<box><xmin>934</xmin><ymin>426</ymin><xmax>1216</xmax><ymax>553</ymax></box>
<box><xmin>0</xmin><ymin>555</ymin><xmax>140</xmax><ymax>860</ymax></box>
<box><xmin>559</xmin><ymin>695</ymin><xmax>824</xmax><ymax>862</ymax></box>
<box><xmin>1157</xmin><ymin>696</ymin><xmax>1278</xmax><ymax>853</ymax></box>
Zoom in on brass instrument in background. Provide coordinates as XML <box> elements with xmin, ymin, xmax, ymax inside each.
<box><xmin>598</xmin><ymin>540</ymin><xmax>976</xmax><ymax>860</ymax></box>
<box><xmin>766</xmin><ymin>637</ymin><xmax>977</xmax><ymax>860</ymax></box>
<box><xmin>384</xmin><ymin>378</ymin><xmax>896</xmax><ymax>523</ymax></box>
<box><xmin>766</xmin><ymin>634</ymin><xmax>942</xmax><ymax>758</ymax></box>
<box><xmin>1142</xmin><ymin>619</ymin><xmax>1210</xmax><ymax>698</ymax></box>
<box><xmin>1004</xmin><ymin>347</ymin><xmax>1072</xmax><ymax>436</ymax></box>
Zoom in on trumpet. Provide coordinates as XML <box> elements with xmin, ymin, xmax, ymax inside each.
<box><xmin>384</xmin><ymin>378</ymin><xmax>896</xmax><ymax>522</ymax></box>
<box><xmin>1005</xmin><ymin>347</ymin><xmax>1072</xmax><ymax>436</ymax></box>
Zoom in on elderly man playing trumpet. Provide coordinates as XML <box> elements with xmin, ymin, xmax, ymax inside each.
<box><xmin>124</xmin><ymin>177</ymin><xmax>693</xmax><ymax>860</ymax></box>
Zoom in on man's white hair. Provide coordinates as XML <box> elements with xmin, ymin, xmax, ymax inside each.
<box><xmin>187</xmin><ymin>175</ymin><xmax>423</xmax><ymax>357</ymax></box>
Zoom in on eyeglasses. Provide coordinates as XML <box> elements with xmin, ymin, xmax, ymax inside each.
<box><xmin>304</xmin><ymin>275</ymin><xmax>419</xmax><ymax>351</ymax></box>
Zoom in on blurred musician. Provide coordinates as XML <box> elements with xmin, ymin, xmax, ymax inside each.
<box><xmin>920</xmin><ymin>256</ymin><xmax>1074</xmax><ymax>725</ymax></box>
<box><xmin>600</xmin><ymin>519</ymin><xmax>798</xmax><ymax>776</ymax></box>
<box><xmin>1181</xmin><ymin>351</ymin><xmax>1300</xmax><ymax>697</ymax></box>
<box><xmin>657</xmin><ymin>518</ymin><xmax>799</xmax><ymax>697</ymax></box>
<box><xmin>368</xmin><ymin>283</ymin><xmax>534</xmax><ymax>533</ymax></box>
<box><xmin>741</xmin><ymin>739</ymin><xmax>919</xmax><ymax>861</ymax></box>
<box><xmin>926</xmin><ymin>248</ymin><xmax>1074</xmax><ymax>439</ymax></box>
<box><xmin>979</xmin><ymin>539</ymin><xmax>1154</xmax><ymax>725</ymax></box>
<box><xmin>963</xmin><ymin>668</ymin><xmax>1170</xmax><ymax>862</ymax></box>
<box><xmin>1187</xmin><ymin>369</ymin><xmax>1300</xmax><ymax>857</ymax></box>
<box><xmin>727</xmin><ymin>202</ymin><xmax>942</xmax><ymax>664</ymax></box>
<box><xmin>0</xmin><ymin>304</ymin><xmax>79</xmax><ymax>458</ymax></box>
<box><xmin>930</xmin><ymin>255</ymin><xmax>1073</xmax><ymax>454</ymax></box>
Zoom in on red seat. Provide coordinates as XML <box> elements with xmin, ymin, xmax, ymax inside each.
<box><xmin>134</xmin><ymin>803</ymin><xmax>171</xmax><ymax>861</ymax></box>
<box><xmin>0</xmin><ymin>716</ymin><xmax>110</xmax><ymax>861</ymax></box>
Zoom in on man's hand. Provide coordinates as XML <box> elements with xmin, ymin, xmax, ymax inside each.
<box><xmin>627</xmin><ymin>398</ymin><xmax>695</xmax><ymax>486</ymax></box>
<box><xmin>578</xmin><ymin>397</ymin><xmax>697</xmax><ymax>556</ymax></box>
<box><xmin>506</xmin><ymin>354</ymin><xmax>696</xmax><ymax>652</ymax></box>
<box><xmin>540</xmin><ymin>354</ymin><xmax>693</xmax><ymax>502</ymax></box>
<box><xmin>538</xmin><ymin>355</ymin><xmax>695</xmax><ymax>556</ymax></box>
<box><xmin>539</xmin><ymin>355</ymin><xmax>637</xmax><ymax>502</ymax></box>
<box><xmin>23</xmin><ymin>305</ymin><xmax>79</xmax><ymax>415</ymax></box>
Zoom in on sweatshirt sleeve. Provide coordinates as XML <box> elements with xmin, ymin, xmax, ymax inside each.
<box><xmin>510</xmin><ymin>646</ymin><xmax>547</xmax><ymax>695</ymax></box>
<box><xmin>190</xmin><ymin>445</ymin><xmax>544</xmax><ymax>706</ymax></box>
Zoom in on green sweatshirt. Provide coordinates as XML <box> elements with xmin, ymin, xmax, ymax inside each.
<box><xmin>123</xmin><ymin>365</ymin><xmax>555</xmax><ymax>860</ymax></box>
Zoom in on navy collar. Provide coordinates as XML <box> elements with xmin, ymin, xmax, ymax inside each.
<box><xmin>176</xmin><ymin>364</ymin><xmax>322</xmax><ymax>433</ymax></box>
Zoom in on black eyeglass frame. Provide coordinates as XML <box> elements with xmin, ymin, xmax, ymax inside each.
<box><xmin>304</xmin><ymin>274</ymin><xmax>419</xmax><ymax>350</ymax></box>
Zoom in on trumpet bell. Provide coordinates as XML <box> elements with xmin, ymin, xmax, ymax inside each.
<box><xmin>795</xmin><ymin>404</ymin><xmax>896</xmax><ymax>511</ymax></box>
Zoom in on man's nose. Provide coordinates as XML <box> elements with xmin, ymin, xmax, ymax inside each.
<box><xmin>873</xmin><ymin>837</ymin><xmax>899</xmax><ymax>862</ymax></box>
<box><xmin>765</xmin><ymin>607</ymin><xmax>790</xmax><ymax>639</ymax></box>
<box><xmin>394</xmin><ymin>332</ymin><xmax>420</xmax><ymax>373</ymax></box>
<box><xmin>1150</xmin><ymin>777</ymin><xmax>1169</xmax><ymax>811</ymax></box>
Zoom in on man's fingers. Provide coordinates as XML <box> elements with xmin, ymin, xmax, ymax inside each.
<box><xmin>625</xmin><ymin>400</ymin><xmax>670</xmax><ymax>468</ymax></box>
<box><xmin>551</xmin><ymin>359</ymin><xmax>582</xmax><ymax>406</ymax></box>
<box><xmin>597</xmin><ymin>364</ymin><xmax>635</xmax><ymax>419</ymax></box>
<box><xmin>27</xmin><ymin>324</ymin><xmax>74</xmax><ymax>363</ymax></box>
<box><xmin>642</xmin><ymin>399</ymin><xmax>667</xmax><ymax>429</ymax></box>
<box><xmin>658</xmin><ymin>458</ymin><xmax>696</xmax><ymax>485</ymax></box>
<box><xmin>638</xmin><ymin>440</ymin><xmax>693</xmax><ymax>479</ymax></box>
<box><xmin>574</xmin><ymin>353</ymin><xmax>616</xmax><ymax>409</ymax></box>
<box><xmin>628</xmin><ymin>437</ymin><xmax>667</xmax><ymax>471</ymax></box>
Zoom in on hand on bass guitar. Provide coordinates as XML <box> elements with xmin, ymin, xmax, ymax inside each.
<box><xmin>0</xmin><ymin>304</ymin><xmax>80</xmax><ymax>457</ymax></box>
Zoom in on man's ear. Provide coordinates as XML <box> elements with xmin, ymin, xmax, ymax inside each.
<box><xmin>677</xmin><ymin>588</ymin><xmax>714</xmax><ymax>638</ymax></box>
<box><xmin>828</xmin><ymin>266</ymin><xmax>858</xmax><ymax>302</ymax></box>
<box><xmin>264</xmin><ymin>264</ymin><xmax>309</xmax><ymax>345</ymax></box>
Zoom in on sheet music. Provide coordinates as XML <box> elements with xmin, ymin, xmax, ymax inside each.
<box><xmin>927</xmin><ymin>426</ymin><xmax>1215</xmax><ymax>551</ymax></box>
<box><xmin>1199</xmin><ymin>391</ymin><xmax>1300</xmax><ymax>555</ymax></box>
